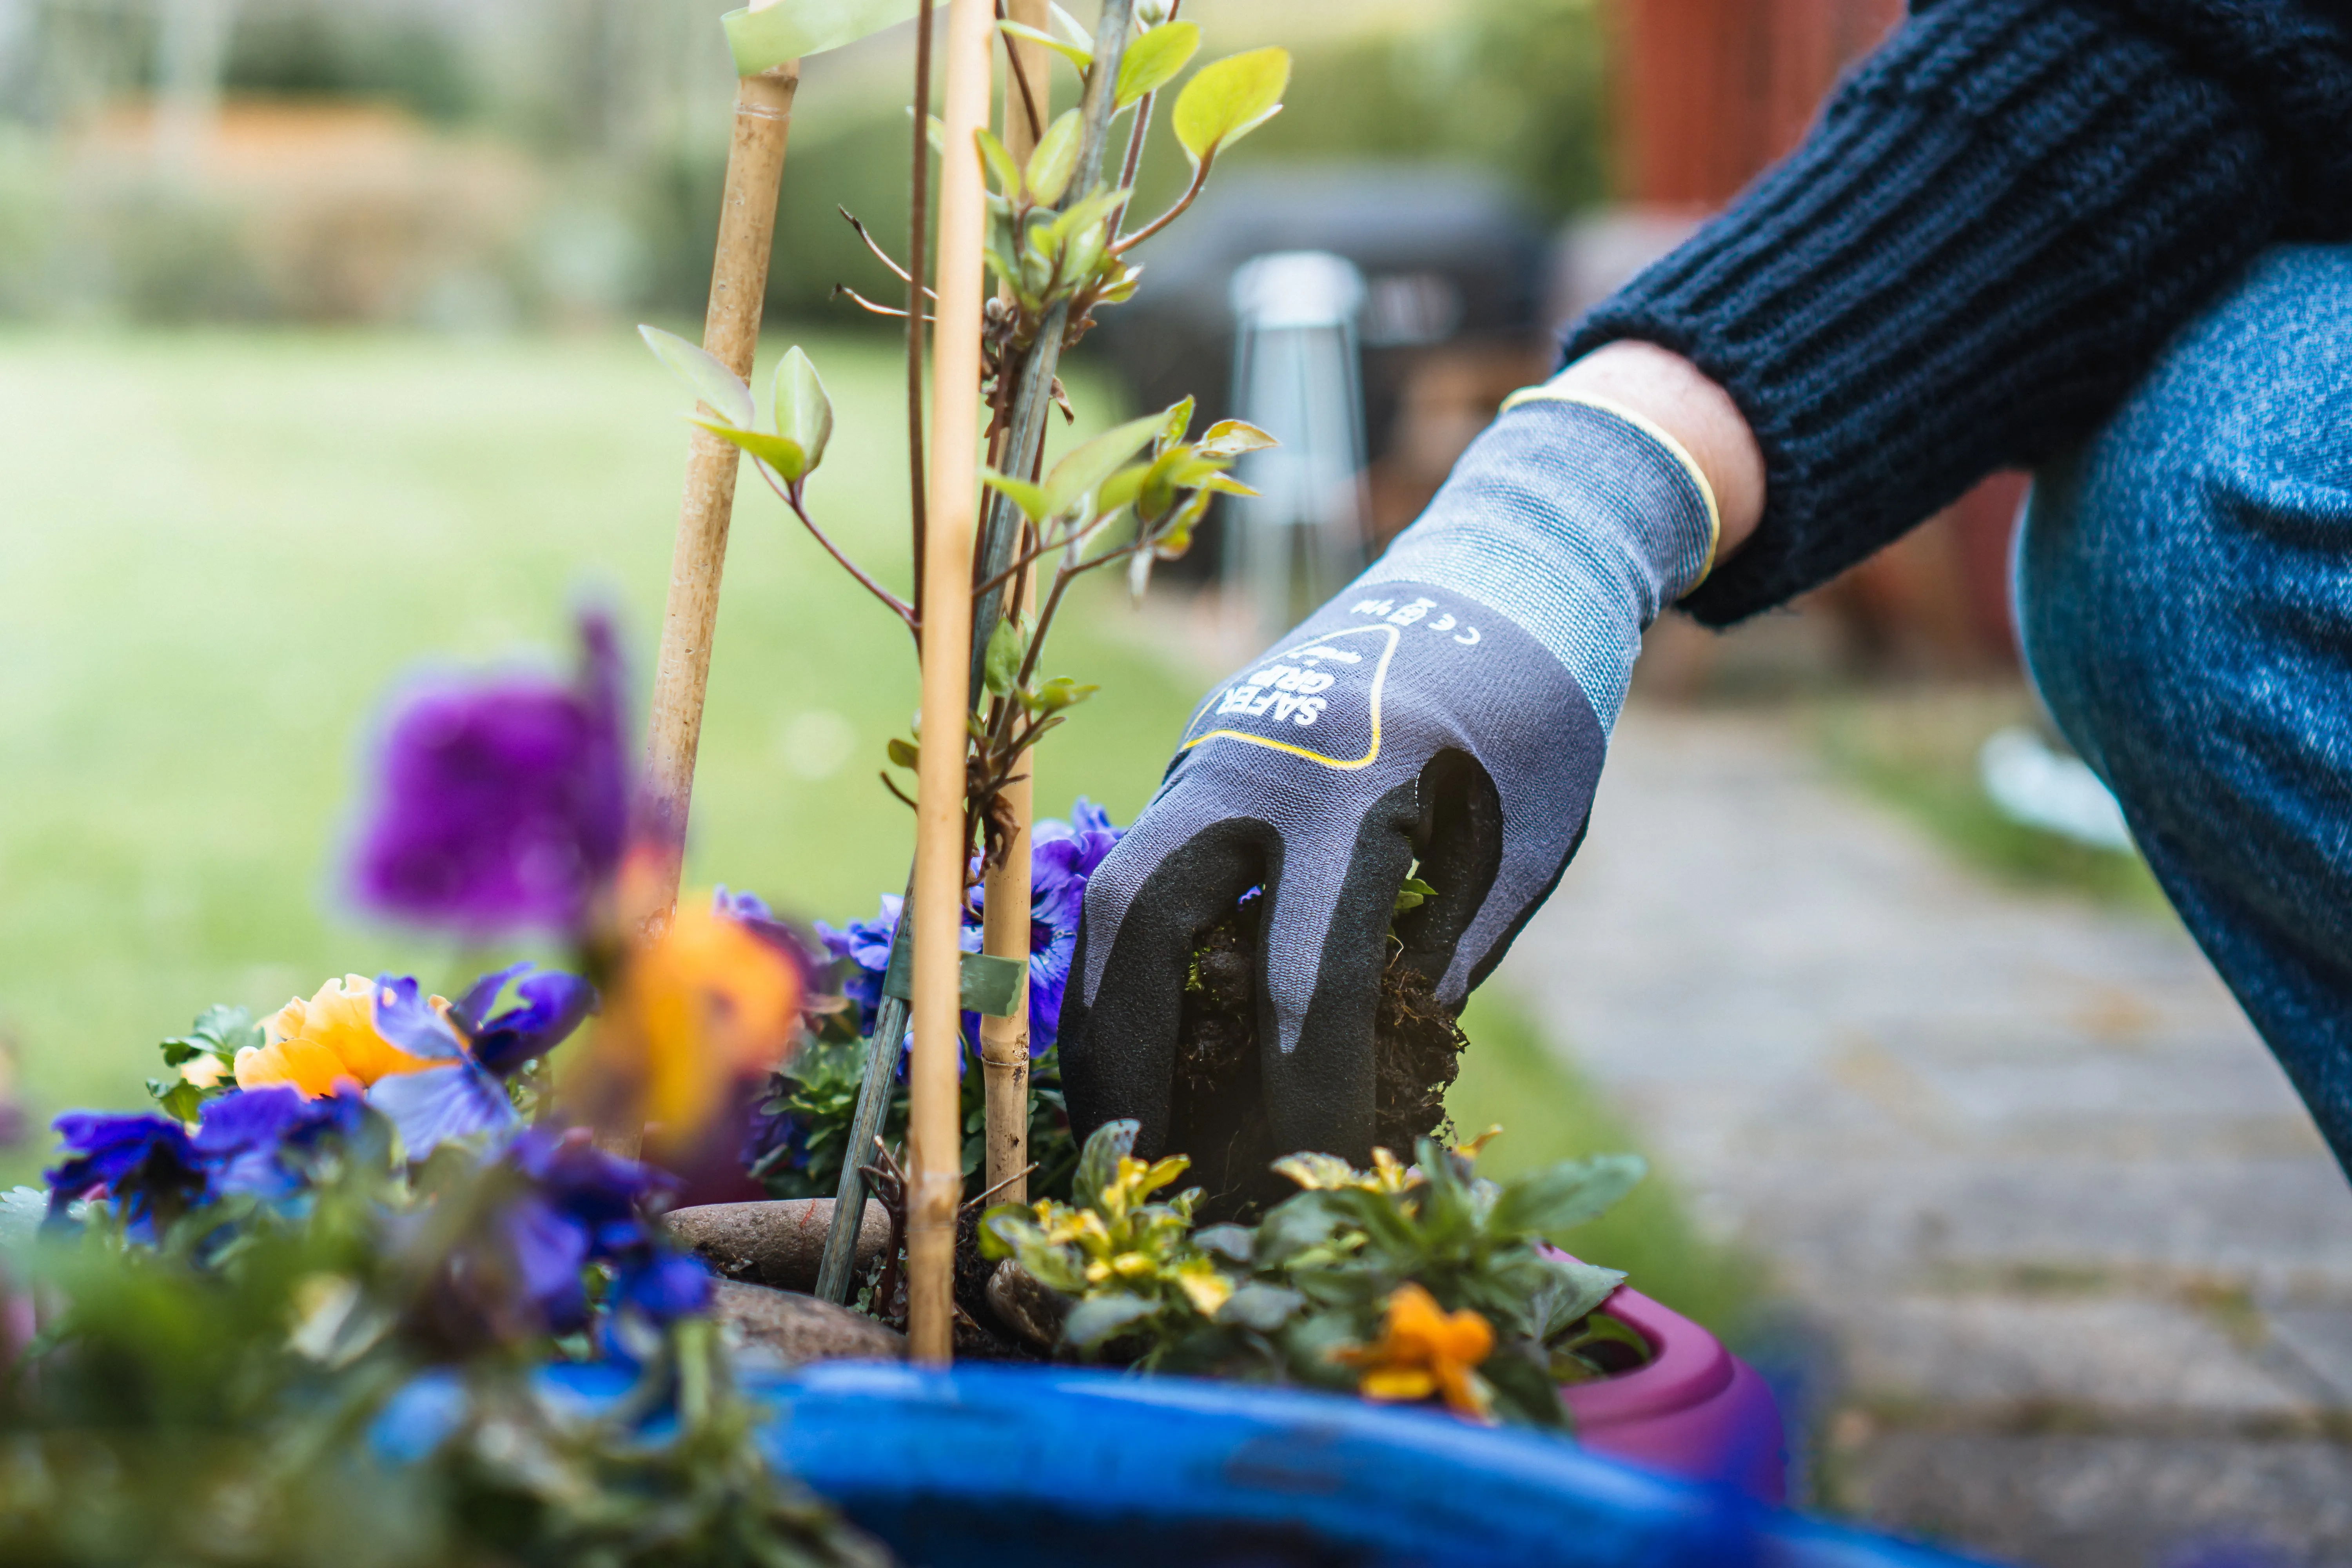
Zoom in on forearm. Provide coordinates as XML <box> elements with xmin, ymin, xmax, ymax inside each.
<box><xmin>1546</xmin><ymin>342</ymin><xmax>1764</xmax><ymax>564</ymax></box>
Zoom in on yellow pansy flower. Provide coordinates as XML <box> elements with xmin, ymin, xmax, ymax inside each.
<box><xmin>235</xmin><ymin>975</ymin><xmax>438</xmax><ymax>1097</ymax></box>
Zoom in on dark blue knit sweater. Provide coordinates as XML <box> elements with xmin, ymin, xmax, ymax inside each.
<box><xmin>1562</xmin><ymin>0</ymin><xmax>2352</xmax><ymax>626</ymax></box>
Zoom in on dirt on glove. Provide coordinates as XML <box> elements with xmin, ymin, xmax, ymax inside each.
<box><xmin>1167</xmin><ymin>896</ymin><xmax>1468</xmax><ymax>1220</ymax></box>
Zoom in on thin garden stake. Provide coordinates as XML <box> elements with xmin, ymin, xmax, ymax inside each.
<box><xmin>978</xmin><ymin>0</ymin><xmax>1051</xmax><ymax>1207</ymax></box>
<box><xmin>640</xmin><ymin>18</ymin><xmax>801</xmax><ymax>924</ymax></box>
<box><xmin>906</xmin><ymin>0</ymin><xmax>995</xmax><ymax>1365</ymax></box>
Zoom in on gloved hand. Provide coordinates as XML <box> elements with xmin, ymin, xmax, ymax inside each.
<box><xmin>1060</xmin><ymin>387</ymin><xmax>1719</xmax><ymax>1167</ymax></box>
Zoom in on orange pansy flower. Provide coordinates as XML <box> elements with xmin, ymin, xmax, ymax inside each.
<box><xmin>1332</xmin><ymin>1282</ymin><xmax>1496</xmax><ymax>1422</ymax></box>
<box><xmin>234</xmin><ymin>975</ymin><xmax>440</xmax><ymax>1098</ymax></box>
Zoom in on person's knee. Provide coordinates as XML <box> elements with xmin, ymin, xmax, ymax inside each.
<box><xmin>2019</xmin><ymin>243</ymin><xmax>2352</xmax><ymax>952</ymax></box>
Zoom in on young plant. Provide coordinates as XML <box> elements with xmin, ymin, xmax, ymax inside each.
<box><xmin>640</xmin><ymin>2</ymin><xmax>1293</xmax><ymax>1309</ymax></box>
<box><xmin>980</xmin><ymin>1121</ymin><xmax>1651</xmax><ymax>1427</ymax></box>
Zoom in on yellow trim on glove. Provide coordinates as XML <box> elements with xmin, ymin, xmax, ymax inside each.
<box><xmin>1497</xmin><ymin>385</ymin><xmax>1723</xmax><ymax>590</ymax></box>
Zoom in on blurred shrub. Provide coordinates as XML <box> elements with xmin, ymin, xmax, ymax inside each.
<box><xmin>222</xmin><ymin>7</ymin><xmax>477</xmax><ymax>123</ymax></box>
<box><xmin>1212</xmin><ymin>0</ymin><xmax>1610</xmax><ymax>219</ymax></box>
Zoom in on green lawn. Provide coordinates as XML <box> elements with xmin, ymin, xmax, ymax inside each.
<box><xmin>0</xmin><ymin>327</ymin><xmax>1195</xmax><ymax>1165</ymax></box>
<box><xmin>0</xmin><ymin>327</ymin><xmax>1755</xmax><ymax>1333</ymax></box>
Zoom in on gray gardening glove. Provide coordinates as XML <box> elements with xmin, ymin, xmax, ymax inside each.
<box><xmin>1061</xmin><ymin>387</ymin><xmax>1721</xmax><ymax>1165</ymax></box>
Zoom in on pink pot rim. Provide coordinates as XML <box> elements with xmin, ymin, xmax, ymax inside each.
<box><xmin>1544</xmin><ymin>1249</ymin><xmax>1735</xmax><ymax>1428</ymax></box>
<box><xmin>1560</xmin><ymin>1283</ymin><xmax>1735</xmax><ymax>1428</ymax></box>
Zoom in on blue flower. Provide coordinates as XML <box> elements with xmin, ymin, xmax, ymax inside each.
<box><xmin>815</xmin><ymin>893</ymin><xmax>902</xmax><ymax>1041</ymax></box>
<box><xmin>450</xmin><ymin>963</ymin><xmax>599</xmax><ymax>1078</ymax></box>
<box><xmin>45</xmin><ymin>1112</ymin><xmax>206</xmax><ymax>1238</ymax></box>
<box><xmin>499</xmin><ymin>1127</ymin><xmax>706</xmax><ymax>1332</ymax></box>
<box><xmin>191</xmin><ymin>1085</ymin><xmax>367</xmax><ymax>1200</ymax></box>
<box><xmin>1021</xmin><ymin>798</ymin><xmax>1122</xmax><ymax>1054</ymax></box>
<box><xmin>365</xmin><ymin>966</ymin><xmax>595</xmax><ymax>1157</ymax></box>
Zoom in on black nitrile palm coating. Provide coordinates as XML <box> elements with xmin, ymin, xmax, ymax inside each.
<box><xmin>1061</xmin><ymin>582</ymin><xmax>1604</xmax><ymax>1164</ymax></box>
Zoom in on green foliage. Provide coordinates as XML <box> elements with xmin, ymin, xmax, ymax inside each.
<box><xmin>980</xmin><ymin>1123</ymin><xmax>1650</xmax><ymax>1428</ymax></box>
<box><xmin>1115</xmin><ymin>22</ymin><xmax>1200</xmax><ymax>109</ymax></box>
<box><xmin>642</xmin><ymin>328</ymin><xmax>834</xmax><ymax>491</ymax></box>
<box><xmin>752</xmin><ymin>1038</ymin><xmax>1077</xmax><ymax>1206</ymax></box>
<box><xmin>147</xmin><ymin>1004</ymin><xmax>257</xmax><ymax>1122</ymax></box>
<box><xmin>1171</xmin><ymin>48</ymin><xmax>1292</xmax><ymax>167</ymax></box>
<box><xmin>2</xmin><ymin>1137</ymin><xmax>875</xmax><ymax>1568</ymax></box>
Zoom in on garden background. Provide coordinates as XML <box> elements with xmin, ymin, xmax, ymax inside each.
<box><xmin>8</xmin><ymin>2</ymin><xmax>2352</xmax><ymax>1563</ymax></box>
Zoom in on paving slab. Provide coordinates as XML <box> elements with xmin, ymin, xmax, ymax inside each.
<box><xmin>1498</xmin><ymin>705</ymin><xmax>2352</xmax><ymax>1565</ymax></box>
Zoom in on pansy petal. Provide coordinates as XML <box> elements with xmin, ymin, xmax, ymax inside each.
<box><xmin>367</xmin><ymin>1063</ymin><xmax>518</xmax><ymax>1155</ymax></box>
<box><xmin>452</xmin><ymin>962</ymin><xmax>535</xmax><ymax>1034</ymax></box>
<box><xmin>471</xmin><ymin>970</ymin><xmax>598</xmax><ymax>1078</ymax></box>
<box><xmin>372</xmin><ymin>975</ymin><xmax>466</xmax><ymax>1060</ymax></box>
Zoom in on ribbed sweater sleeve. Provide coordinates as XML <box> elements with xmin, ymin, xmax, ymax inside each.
<box><xmin>1561</xmin><ymin>0</ymin><xmax>2352</xmax><ymax>627</ymax></box>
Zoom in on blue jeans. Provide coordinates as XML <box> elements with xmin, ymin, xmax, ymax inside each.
<box><xmin>2019</xmin><ymin>244</ymin><xmax>2352</xmax><ymax>1176</ymax></box>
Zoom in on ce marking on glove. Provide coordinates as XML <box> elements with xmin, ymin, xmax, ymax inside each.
<box><xmin>1348</xmin><ymin>594</ymin><xmax>1481</xmax><ymax>644</ymax></box>
<box><xmin>1186</xmin><ymin>623</ymin><xmax>1401</xmax><ymax>770</ymax></box>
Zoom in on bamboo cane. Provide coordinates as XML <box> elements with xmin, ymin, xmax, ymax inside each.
<box><xmin>637</xmin><ymin>25</ymin><xmax>801</xmax><ymax>926</ymax></box>
<box><xmin>906</xmin><ymin>0</ymin><xmax>995</xmax><ymax>1367</ymax></box>
<box><xmin>977</xmin><ymin>0</ymin><xmax>1050</xmax><ymax>1211</ymax></box>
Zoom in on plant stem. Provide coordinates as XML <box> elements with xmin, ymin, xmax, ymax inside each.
<box><xmin>1109</xmin><ymin>150</ymin><xmax>1209</xmax><ymax>255</ymax></box>
<box><xmin>775</xmin><ymin>478</ymin><xmax>918</xmax><ymax>636</ymax></box>
<box><xmin>1107</xmin><ymin>0</ymin><xmax>1179</xmax><ymax>235</ymax></box>
<box><xmin>964</xmin><ymin>0</ymin><xmax>1137</xmax><ymax>711</ymax></box>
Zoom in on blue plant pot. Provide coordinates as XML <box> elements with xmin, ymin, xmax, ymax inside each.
<box><xmin>746</xmin><ymin>1362</ymin><xmax>1996</xmax><ymax>1568</ymax></box>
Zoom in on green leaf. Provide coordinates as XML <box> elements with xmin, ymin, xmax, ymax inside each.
<box><xmin>886</xmin><ymin>737</ymin><xmax>920</xmax><ymax>769</ymax></box>
<box><xmin>1043</xmin><ymin>410</ymin><xmax>1172</xmax><ymax>518</ymax></box>
<box><xmin>162</xmin><ymin>1003</ymin><xmax>260</xmax><ymax>1066</ymax></box>
<box><xmin>1488</xmin><ymin>1153</ymin><xmax>1648</xmax><ymax>1242</ymax></box>
<box><xmin>1074</xmin><ymin>1118</ymin><xmax>1138</xmax><ymax>1210</ymax></box>
<box><xmin>690</xmin><ymin>418</ymin><xmax>809</xmax><ymax>483</ymax></box>
<box><xmin>979</xmin><ymin>467</ymin><xmax>1052</xmax><ymax>523</ymax></box>
<box><xmin>147</xmin><ymin>1078</ymin><xmax>204</xmax><ymax>1124</ymax></box>
<box><xmin>771</xmin><ymin>346</ymin><xmax>833</xmax><ymax>472</ymax></box>
<box><xmin>1196</xmin><ymin>418</ymin><xmax>1278</xmax><ymax>460</ymax></box>
<box><xmin>1156</xmin><ymin>394</ymin><xmax>1196</xmax><ymax>452</ymax></box>
<box><xmin>975</xmin><ymin>126</ymin><xmax>1024</xmax><ymax>200</ymax></box>
<box><xmin>1115</xmin><ymin>20</ymin><xmax>1200</xmax><ymax>107</ymax></box>
<box><xmin>1216</xmin><ymin>1282</ymin><xmax>1305</xmax><ymax>1332</ymax></box>
<box><xmin>1393</xmin><ymin>875</ymin><xmax>1437</xmax><ymax>915</ymax></box>
<box><xmin>1172</xmin><ymin>47</ymin><xmax>1290</xmax><ymax>166</ymax></box>
<box><xmin>1151</xmin><ymin>486</ymin><xmax>1213</xmax><ymax>561</ymax></box>
<box><xmin>1024</xmin><ymin>109</ymin><xmax>1083</xmax><ymax>207</ymax></box>
<box><xmin>1192</xmin><ymin>1223</ymin><xmax>1253</xmax><ymax>1265</ymax></box>
<box><xmin>640</xmin><ymin>324</ymin><xmax>755</xmax><ymax>428</ymax></box>
<box><xmin>1025</xmin><ymin>676</ymin><xmax>1097</xmax><ymax>715</ymax></box>
<box><xmin>1063</xmin><ymin>1294</ymin><xmax>1156</xmax><ymax>1349</ymax></box>
<box><xmin>984</xmin><ymin>616</ymin><xmax>1028</xmax><ymax>697</ymax></box>
<box><xmin>997</xmin><ymin>19</ymin><xmax>1091</xmax><ymax>73</ymax></box>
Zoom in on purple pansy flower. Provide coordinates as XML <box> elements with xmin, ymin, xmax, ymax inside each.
<box><xmin>45</xmin><ymin>1112</ymin><xmax>207</xmax><ymax>1237</ymax></box>
<box><xmin>367</xmin><ymin>967</ymin><xmax>596</xmax><ymax>1156</ymax></box>
<box><xmin>815</xmin><ymin>893</ymin><xmax>904</xmax><ymax>1042</ymax></box>
<box><xmin>500</xmin><ymin>1127</ymin><xmax>706</xmax><ymax>1333</ymax></box>
<box><xmin>351</xmin><ymin>610</ymin><xmax>630</xmax><ymax>936</ymax></box>
<box><xmin>1020</xmin><ymin>798</ymin><xmax>1122</xmax><ymax>1054</ymax></box>
<box><xmin>191</xmin><ymin>1085</ymin><xmax>368</xmax><ymax>1200</ymax></box>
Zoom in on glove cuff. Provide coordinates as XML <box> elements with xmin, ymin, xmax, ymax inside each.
<box><xmin>1358</xmin><ymin>389</ymin><xmax>1718</xmax><ymax>734</ymax></box>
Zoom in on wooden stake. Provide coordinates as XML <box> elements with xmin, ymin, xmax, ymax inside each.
<box><xmin>906</xmin><ymin>0</ymin><xmax>994</xmax><ymax>1367</ymax></box>
<box><xmin>639</xmin><ymin>37</ymin><xmax>802</xmax><ymax>924</ymax></box>
<box><xmin>977</xmin><ymin>0</ymin><xmax>1049</xmax><ymax>1211</ymax></box>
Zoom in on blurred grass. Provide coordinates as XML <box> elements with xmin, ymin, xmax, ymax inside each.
<box><xmin>1815</xmin><ymin>687</ymin><xmax>2171</xmax><ymax>917</ymax></box>
<box><xmin>1450</xmin><ymin>989</ymin><xmax>1763</xmax><ymax>1343</ymax></box>
<box><xmin>0</xmin><ymin>327</ymin><xmax>1191</xmax><ymax>1180</ymax></box>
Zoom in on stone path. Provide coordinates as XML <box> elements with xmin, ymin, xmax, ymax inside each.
<box><xmin>1502</xmin><ymin>705</ymin><xmax>2352</xmax><ymax>1568</ymax></box>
